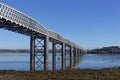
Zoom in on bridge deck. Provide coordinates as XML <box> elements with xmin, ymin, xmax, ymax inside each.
<box><xmin>0</xmin><ymin>2</ymin><xmax>84</xmax><ymax>50</ymax></box>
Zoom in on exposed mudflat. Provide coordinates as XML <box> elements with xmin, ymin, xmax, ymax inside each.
<box><xmin>0</xmin><ymin>68</ymin><xmax>120</xmax><ymax>80</ymax></box>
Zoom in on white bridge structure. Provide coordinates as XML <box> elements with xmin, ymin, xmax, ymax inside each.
<box><xmin>0</xmin><ymin>2</ymin><xmax>86</xmax><ymax>71</ymax></box>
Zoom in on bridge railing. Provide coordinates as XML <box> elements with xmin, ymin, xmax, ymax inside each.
<box><xmin>0</xmin><ymin>3</ymin><xmax>48</xmax><ymax>35</ymax></box>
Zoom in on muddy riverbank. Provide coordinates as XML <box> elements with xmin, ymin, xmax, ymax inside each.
<box><xmin>0</xmin><ymin>67</ymin><xmax>120</xmax><ymax>80</ymax></box>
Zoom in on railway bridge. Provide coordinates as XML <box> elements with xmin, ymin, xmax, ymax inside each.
<box><xmin>0</xmin><ymin>2</ymin><xmax>86</xmax><ymax>71</ymax></box>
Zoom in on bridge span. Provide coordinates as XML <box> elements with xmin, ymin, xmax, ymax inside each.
<box><xmin>0</xmin><ymin>2</ymin><xmax>86</xmax><ymax>71</ymax></box>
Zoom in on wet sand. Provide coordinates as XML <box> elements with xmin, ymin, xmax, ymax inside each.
<box><xmin>0</xmin><ymin>68</ymin><xmax>120</xmax><ymax>80</ymax></box>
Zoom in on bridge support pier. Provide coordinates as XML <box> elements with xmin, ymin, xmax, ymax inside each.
<box><xmin>30</xmin><ymin>37</ymin><xmax>35</xmax><ymax>71</ymax></box>
<box><xmin>78</xmin><ymin>49</ymin><xmax>81</xmax><ymax>62</ymax></box>
<box><xmin>73</xmin><ymin>48</ymin><xmax>76</xmax><ymax>67</ymax></box>
<box><xmin>62</xmin><ymin>43</ymin><xmax>65</xmax><ymax>70</ymax></box>
<box><xmin>44</xmin><ymin>36</ymin><xmax>49</xmax><ymax>71</ymax></box>
<box><xmin>52</xmin><ymin>43</ymin><xmax>56</xmax><ymax>70</ymax></box>
<box><xmin>75</xmin><ymin>48</ymin><xmax>78</xmax><ymax>66</ymax></box>
<box><xmin>30</xmin><ymin>36</ymin><xmax>49</xmax><ymax>71</ymax></box>
<box><xmin>78</xmin><ymin>49</ymin><xmax>80</xmax><ymax>62</ymax></box>
<box><xmin>70</xmin><ymin>46</ymin><xmax>73</xmax><ymax>69</ymax></box>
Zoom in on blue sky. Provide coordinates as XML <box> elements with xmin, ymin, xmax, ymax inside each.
<box><xmin>0</xmin><ymin>0</ymin><xmax>120</xmax><ymax>49</ymax></box>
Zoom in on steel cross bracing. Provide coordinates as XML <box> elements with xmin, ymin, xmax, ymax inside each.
<box><xmin>65</xmin><ymin>46</ymin><xmax>70</xmax><ymax>69</ymax></box>
<box><xmin>0</xmin><ymin>2</ymin><xmax>85</xmax><ymax>50</ymax></box>
<box><xmin>34</xmin><ymin>38</ymin><xmax>45</xmax><ymax>70</ymax></box>
<box><xmin>54</xmin><ymin>44</ymin><xmax>62</xmax><ymax>70</ymax></box>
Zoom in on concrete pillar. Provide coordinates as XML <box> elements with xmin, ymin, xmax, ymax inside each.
<box><xmin>70</xmin><ymin>46</ymin><xmax>73</xmax><ymax>69</ymax></box>
<box><xmin>62</xmin><ymin>43</ymin><xmax>65</xmax><ymax>70</ymax></box>
<box><xmin>52</xmin><ymin>43</ymin><xmax>56</xmax><ymax>70</ymax></box>
<box><xmin>30</xmin><ymin>37</ymin><xmax>35</xmax><ymax>71</ymax></box>
<box><xmin>44</xmin><ymin>35</ymin><xmax>49</xmax><ymax>71</ymax></box>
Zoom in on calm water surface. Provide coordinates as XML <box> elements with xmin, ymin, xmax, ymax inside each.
<box><xmin>78</xmin><ymin>53</ymin><xmax>120</xmax><ymax>69</ymax></box>
<box><xmin>0</xmin><ymin>53</ymin><xmax>120</xmax><ymax>71</ymax></box>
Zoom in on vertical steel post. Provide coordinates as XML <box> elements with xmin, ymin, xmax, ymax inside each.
<box><xmin>75</xmin><ymin>48</ymin><xmax>78</xmax><ymax>66</ymax></box>
<box><xmin>77</xmin><ymin>49</ymin><xmax>79</xmax><ymax>63</ymax></box>
<box><xmin>78</xmin><ymin>49</ymin><xmax>81</xmax><ymax>62</ymax></box>
<box><xmin>70</xmin><ymin>46</ymin><xmax>73</xmax><ymax>69</ymax></box>
<box><xmin>62</xmin><ymin>43</ymin><xmax>65</xmax><ymax>70</ymax></box>
<box><xmin>74</xmin><ymin>47</ymin><xmax>77</xmax><ymax>67</ymax></box>
<box><xmin>30</xmin><ymin>37</ymin><xmax>35</xmax><ymax>71</ymax></box>
<box><xmin>73</xmin><ymin>48</ymin><xmax>76</xmax><ymax>67</ymax></box>
<box><xmin>52</xmin><ymin>43</ymin><xmax>56</xmax><ymax>70</ymax></box>
<box><xmin>44</xmin><ymin>35</ymin><xmax>49</xmax><ymax>71</ymax></box>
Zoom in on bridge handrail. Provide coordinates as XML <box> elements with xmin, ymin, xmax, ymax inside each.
<box><xmin>0</xmin><ymin>3</ymin><xmax>48</xmax><ymax>35</ymax></box>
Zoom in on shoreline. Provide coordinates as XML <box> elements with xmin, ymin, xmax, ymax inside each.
<box><xmin>0</xmin><ymin>67</ymin><xmax>120</xmax><ymax>80</ymax></box>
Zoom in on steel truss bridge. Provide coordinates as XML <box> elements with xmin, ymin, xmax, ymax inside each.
<box><xmin>0</xmin><ymin>2</ymin><xmax>86</xmax><ymax>71</ymax></box>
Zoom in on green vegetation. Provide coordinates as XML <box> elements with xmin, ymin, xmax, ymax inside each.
<box><xmin>0</xmin><ymin>68</ymin><xmax>120</xmax><ymax>80</ymax></box>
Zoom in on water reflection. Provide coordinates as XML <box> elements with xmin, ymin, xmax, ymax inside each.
<box><xmin>0</xmin><ymin>53</ymin><xmax>120</xmax><ymax>71</ymax></box>
<box><xmin>79</xmin><ymin>53</ymin><xmax>120</xmax><ymax>69</ymax></box>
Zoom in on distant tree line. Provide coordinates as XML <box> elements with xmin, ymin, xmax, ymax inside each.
<box><xmin>87</xmin><ymin>46</ymin><xmax>120</xmax><ymax>54</ymax></box>
<box><xmin>0</xmin><ymin>49</ymin><xmax>30</xmax><ymax>53</ymax></box>
<box><xmin>0</xmin><ymin>49</ymin><xmax>70</xmax><ymax>53</ymax></box>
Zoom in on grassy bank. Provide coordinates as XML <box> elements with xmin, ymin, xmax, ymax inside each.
<box><xmin>0</xmin><ymin>68</ymin><xmax>120</xmax><ymax>80</ymax></box>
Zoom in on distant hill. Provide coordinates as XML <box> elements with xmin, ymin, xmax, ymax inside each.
<box><xmin>87</xmin><ymin>46</ymin><xmax>120</xmax><ymax>54</ymax></box>
<box><xmin>0</xmin><ymin>49</ymin><xmax>30</xmax><ymax>53</ymax></box>
<box><xmin>0</xmin><ymin>49</ymin><xmax>57</xmax><ymax>53</ymax></box>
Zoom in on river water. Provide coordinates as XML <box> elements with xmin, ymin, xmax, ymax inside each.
<box><xmin>0</xmin><ymin>53</ymin><xmax>120</xmax><ymax>71</ymax></box>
